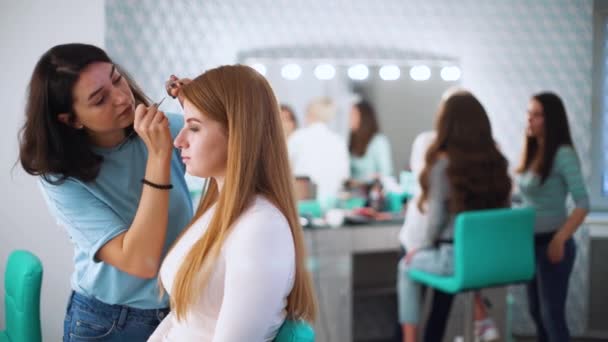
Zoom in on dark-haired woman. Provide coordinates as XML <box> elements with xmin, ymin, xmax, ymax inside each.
<box><xmin>18</xmin><ymin>43</ymin><xmax>193</xmax><ymax>341</ymax></box>
<box><xmin>396</xmin><ymin>91</ymin><xmax>512</xmax><ymax>342</ymax></box>
<box><xmin>349</xmin><ymin>100</ymin><xmax>393</xmax><ymax>181</ymax></box>
<box><xmin>280</xmin><ymin>103</ymin><xmax>298</xmax><ymax>139</ymax></box>
<box><xmin>516</xmin><ymin>92</ymin><xmax>589</xmax><ymax>342</ymax></box>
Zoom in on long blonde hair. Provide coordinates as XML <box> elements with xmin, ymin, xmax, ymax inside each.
<box><xmin>165</xmin><ymin>65</ymin><xmax>317</xmax><ymax>323</ymax></box>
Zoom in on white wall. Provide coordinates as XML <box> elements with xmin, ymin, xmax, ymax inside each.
<box><xmin>0</xmin><ymin>1</ymin><xmax>104</xmax><ymax>340</ymax></box>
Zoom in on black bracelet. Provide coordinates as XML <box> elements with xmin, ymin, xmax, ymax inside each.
<box><xmin>141</xmin><ymin>179</ymin><xmax>173</xmax><ymax>190</ymax></box>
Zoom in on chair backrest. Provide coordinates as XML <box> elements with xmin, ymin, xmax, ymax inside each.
<box><xmin>452</xmin><ymin>207</ymin><xmax>535</xmax><ymax>291</ymax></box>
<box><xmin>274</xmin><ymin>319</ymin><xmax>315</xmax><ymax>342</ymax></box>
<box><xmin>4</xmin><ymin>250</ymin><xmax>43</xmax><ymax>342</ymax></box>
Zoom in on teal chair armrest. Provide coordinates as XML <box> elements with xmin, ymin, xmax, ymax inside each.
<box><xmin>408</xmin><ymin>269</ymin><xmax>462</xmax><ymax>294</ymax></box>
<box><xmin>274</xmin><ymin>320</ymin><xmax>315</xmax><ymax>342</ymax></box>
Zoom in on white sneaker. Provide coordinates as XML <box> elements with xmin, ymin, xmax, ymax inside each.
<box><xmin>474</xmin><ymin>318</ymin><xmax>499</xmax><ymax>342</ymax></box>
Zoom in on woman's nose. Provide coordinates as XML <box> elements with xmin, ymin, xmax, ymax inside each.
<box><xmin>174</xmin><ymin>129</ymin><xmax>187</xmax><ymax>149</ymax></box>
<box><xmin>113</xmin><ymin>87</ymin><xmax>131</xmax><ymax>105</ymax></box>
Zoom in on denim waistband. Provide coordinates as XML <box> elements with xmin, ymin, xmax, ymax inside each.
<box><xmin>70</xmin><ymin>291</ymin><xmax>170</xmax><ymax>323</ymax></box>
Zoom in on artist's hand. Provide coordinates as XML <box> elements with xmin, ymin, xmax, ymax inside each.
<box><xmin>134</xmin><ymin>103</ymin><xmax>172</xmax><ymax>160</ymax></box>
<box><xmin>547</xmin><ymin>233</ymin><xmax>566</xmax><ymax>264</ymax></box>
<box><xmin>165</xmin><ymin>75</ymin><xmax>192</xmax><ymax>106</ymax></box>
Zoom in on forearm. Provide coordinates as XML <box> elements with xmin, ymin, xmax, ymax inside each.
<box><xmin>121</xmin><ymin>155</ymin><xmax>172</xmax><ymax>275</ymax></box>
<box><xmin>555</xmin><ymin>207</ymin><xmax>588</xmax><ymax>241</ymax></box>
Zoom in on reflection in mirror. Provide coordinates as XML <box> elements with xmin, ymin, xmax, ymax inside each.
<box><xmin>240</xmin><ymin>46</ymin><xmax>461</xmax><ymax>210</ymax></box>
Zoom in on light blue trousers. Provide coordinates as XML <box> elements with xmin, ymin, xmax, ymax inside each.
<box><xmin>396</xmin><ymin>244</ymin><xmax>454</xmax><ymax>324</ymax></box>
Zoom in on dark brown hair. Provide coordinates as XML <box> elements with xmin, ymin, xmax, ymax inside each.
<box><xmin>418</xmin><ymin>91</ymin><xmax>511</xmax><ymax>214</ymax></box>
<box><xmin>349</xmin><ymin>100</ymin><xmax>380</xmax><ymax>157</ymax></box>
<box><xmin>280</xmin><ymin>104</ymin><xmax>298</xmax><ymax>128</ymax></box>
<box><xmin>18</xmin><ymin>43</ymin><xmax>149</xmax><ymax>184</ymax></box>
<box><xmin>516</xmin><ymin>92</ymin><xmax>574</xmax><ymax>184</ymax></box>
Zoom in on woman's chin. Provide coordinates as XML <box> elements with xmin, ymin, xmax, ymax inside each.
<box><xmin>525</xmin><ymin>129</ymin><xmax>536</xmax><ymax>138</ymax></box>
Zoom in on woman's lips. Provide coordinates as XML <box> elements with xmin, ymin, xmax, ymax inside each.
<box><xmin>118</xmin><ymin>107</ymin><xmax>131</xmax><ymax>117</ymax></box>
<box><xmin>118</xmin><ymin>103</ymin><xmax>135</xmax><ymax>117</ymax></box>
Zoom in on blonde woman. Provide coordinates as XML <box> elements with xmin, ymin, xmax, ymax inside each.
<box><xmin>287</xmin><ymin>97</ymin><xmax>350</xmax><ymax>202</ymax></box>
<box><xmin>148</xmin><ymin>65</ymin><xmax>317</xmax><ymax>341</ymax></box>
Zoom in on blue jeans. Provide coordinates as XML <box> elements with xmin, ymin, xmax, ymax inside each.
<box><xmin>397</xmin><ymin>244</ymin><xmax>454</xmax><ymax>324</ymax></box>
<box><xmin>526</xmin><ymin>236</ymin><xmax>576</xmax><ymax>342</ymax></box>
<box><xmin>63</xmin><ymin>291</ymin><xmax>169</xmax><ymax>342</ymax></box>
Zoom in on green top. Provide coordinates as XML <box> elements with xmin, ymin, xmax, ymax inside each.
<box><xmin>517</xmin><ymin>145</ymin><xmax>589</xmax><ymax>234</ymax></box>
<box><xmin>350</xmin><ymin>134</ymin><xmax>394</xmax><ymax>181</ymax></box>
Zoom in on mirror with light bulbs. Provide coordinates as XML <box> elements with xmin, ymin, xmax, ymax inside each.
<box><xmin>239</xmin><ymin>46</ymin><xmax>462</xmax><ymax>172</ymax></box>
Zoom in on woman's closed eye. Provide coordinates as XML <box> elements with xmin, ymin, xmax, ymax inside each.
<box><xmin>93</xmin><ymin>95</ymin><xmax>105</xmax><ymax>106</ymax></box>
<box><xmin>92</xmin><ymin>76</ymin><xmax>124</xmax><ymax>106</ymax></box>
<box><xmin>112</xmin><ymin>74</ymin><xmax>123</xmax><ymax>84</ymax></box>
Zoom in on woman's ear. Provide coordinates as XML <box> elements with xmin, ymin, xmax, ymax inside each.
<box><xmin>58</xmin><ymin>113</ymin><xmax>84</xmax><ymax>129</ymax></box>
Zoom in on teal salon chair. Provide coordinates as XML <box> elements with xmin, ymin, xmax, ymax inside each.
<box><xmin>298</xmin><ymin>200</ymin><xmax>323</xmax><ymax>219</ymax></box>
<box><xmin>409</xmin><ymin>207</ymin><xmax>535</xmax><ymax>342</ymax></box>
<box><xmin>274</xmin><ymin>319</ymin><xmax>315</xmax><ymax>342</ymax></box>
<box><xmin>0</xmin><ymin>250</ymin><xmax>43</xmax><ymax>342</ymax></box>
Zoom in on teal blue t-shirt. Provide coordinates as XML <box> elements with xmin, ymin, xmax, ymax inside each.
<box><xmin>517</xmin><ymin>145</ymin><xmax>589</xmax><ymax>234</ymax></box>
<box><xmin>350</xmin><ymin>134</ymin><xmax>394</xmax><ymax>181</ymax></box>
<box><xmin>39</xmin><ymin>113</ymin><xmax>193</xmax><ymax>309</ymax></box>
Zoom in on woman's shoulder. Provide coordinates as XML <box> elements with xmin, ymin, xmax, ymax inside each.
<box><xmin>555</xmin><ymin>144</ymin><xmax>577</xmax><ymax>158</ymax></box>
<box><xmin>434</xmin><ymin>154</ymin><xmax>449</xmax><ymax>168</ymax></box>
<box><xmin>241</xmin><ymin>196</ymin><xmax>289</xmax><ymax>226</ymax></box>
<box><xmin>38</xmin><ymin>175</ymin><xmax>86</xmax><ymax>193</ymax></box>
<box><xmin>232</xmin><ymin>197</ymin><xmax>290</xmax><ymax>236</ymax></box>
<box><xmin>224</xmin><ymin>196</ymin><xmax>293</xmax><ymax>253</ymax></box>
<box><xmin>371</xmin><ymin>133</ymin><xmax>390</xmax><ymax>146</ymax></box>
<box><xmin>425</xmin><ymin>155</ymin><xmax>449</xmax><ymax>180</ymax></box>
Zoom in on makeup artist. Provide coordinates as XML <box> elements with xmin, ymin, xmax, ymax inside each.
<box><xmin>18</xmin><ymin>43</ymin><xmax>193</xmax><ymax>342</ymax></box>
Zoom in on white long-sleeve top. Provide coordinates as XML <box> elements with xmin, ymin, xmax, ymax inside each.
<box><xmin>148</xmin><ymin>196</ymin><xmax>296</xmax><ymax>342</ymax></box>
<box><xmin>287</xmin><ymin>122</ymin><xmax>350</xmax><ymax>201</ymax></box>
<box><xmin>399</xmin><ymin>131</ymin><xmax>436</xmax><ymax>250</ymax></box>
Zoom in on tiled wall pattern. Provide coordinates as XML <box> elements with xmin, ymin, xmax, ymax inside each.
<box><xmin>106</xmin><ymin>0</ymin><xmax>594</xmax><ymax>335</ymax></box>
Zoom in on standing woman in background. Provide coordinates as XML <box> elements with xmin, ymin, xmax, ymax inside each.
<box><xmin>517</xmin><ymin>92</ymin><xmax>589</xmax><ymax>342</ymax></box>
<box><xmin>19</xmin><ymin>43</ymin><xmax>193</xmax><ymax>341</ymax></box>
<box><xmin>349</xmin><ymin>100</ymin><xmax>394</xmax><ymax>181</ymax></box>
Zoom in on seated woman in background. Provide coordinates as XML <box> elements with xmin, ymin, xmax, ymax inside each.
<box><xmin>516</xmin><ymin>92</ymin><xmax>589</xmax><ymax>342</ymax></box>
<box><xmin>148</xmin><ymin>65</ymin><xmax>317</xmax><ymax>341</ymax></box>
<box><xmin>397</xmin><ymin>91</ymin><xmax>512</xmax><ymax>342</ymax></box>
<box><xmin>398</xmin><ymin>89</ymin><xmax>500</xmax><ymax>342</ymax></box>
<box><xmin>349</xmin><ymin>100</ymin><xmax>393</xmax><ymax>181</ymax></box>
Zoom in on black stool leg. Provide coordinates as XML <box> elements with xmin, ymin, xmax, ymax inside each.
<box><xmin>463</xmin><ymin>292</ymin><xmax>475</xmax><ymax>341</ymax></box>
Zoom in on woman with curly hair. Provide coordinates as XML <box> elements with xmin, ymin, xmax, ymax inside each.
<box><xmin>397</xmin><ymin>90</ymin><xmax>512</xmax><ymax>342</ymax></box>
